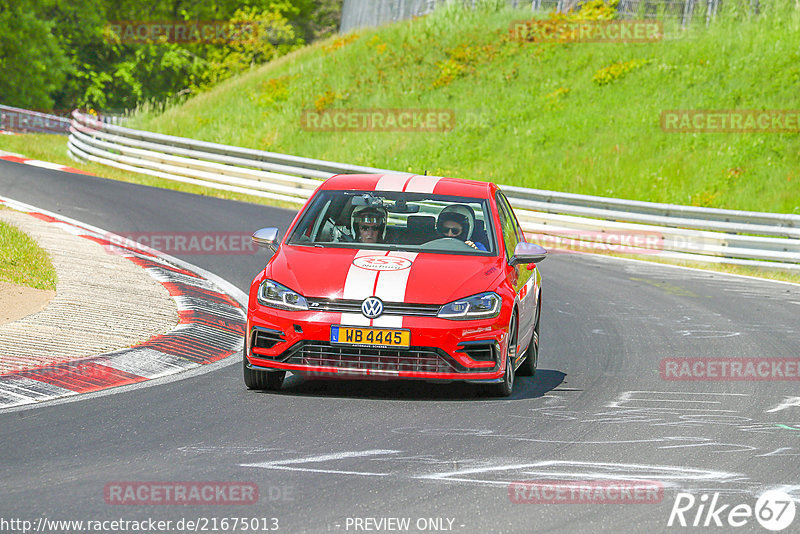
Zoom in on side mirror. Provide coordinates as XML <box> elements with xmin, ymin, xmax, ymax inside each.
<box><xmin>252</xmin><ymin>227</ymin><xmax>280</xmax><ymax>253</ymax></box>
<box><xmin>509</xmin><ymin>242</ymin><xmax>547</xmax><ymax>266</ymax></box>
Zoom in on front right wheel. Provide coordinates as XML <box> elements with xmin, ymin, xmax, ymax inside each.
<box><xmin>243</xmin><ymin>342</ymin><xmax>285</xmax><ymax>391</ymax></box>
<box><xmin>488</xmin><ymin>314</ymin><xmax>516</xmax><ymax>397</ymax></box>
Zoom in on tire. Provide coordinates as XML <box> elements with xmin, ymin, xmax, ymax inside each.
<box><xmin>517</xmin><ymin>292</ymin><xmax>540</xmax><ymax>377</ymax></box>
<box><xmin>488</xmin><ymin>313</ymin><xmax>516</xmax><ymax>397</ymax></box>
<box><xmin>243</xmin><ymin>342</ymin><xmax>285</xmax><ymax>391</ymax></box>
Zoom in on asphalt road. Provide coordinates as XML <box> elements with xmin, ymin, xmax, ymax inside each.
<box><xmin>1</xmin><ymin>159</ymin><xmax>800</xmax><ymax>533</ymax></box>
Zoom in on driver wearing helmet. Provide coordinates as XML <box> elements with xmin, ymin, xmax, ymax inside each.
<box><xmin>351</xmin><ymin>206</ymin><xmax>387</xmax><ymax>244</ymax></box>
<box><xmin>436</xmin><ymin>205</ymin><xmax>487</xmax><ymax>251</ymax></box>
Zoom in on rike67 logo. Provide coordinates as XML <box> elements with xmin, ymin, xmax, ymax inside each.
<box><xmin>668</xmin><ymin>490</ymin><xmax>796</xmax><ymax>531</ymax></box>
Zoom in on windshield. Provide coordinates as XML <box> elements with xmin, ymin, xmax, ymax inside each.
<box><xmin>288</xmin><ymin>190</ymin><xmax>496</xmax><ymax>255</ymax></box>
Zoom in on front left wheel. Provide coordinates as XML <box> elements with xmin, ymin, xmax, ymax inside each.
<box><xmin>243</xmin><ymin>342</ymin><xmax>285</xmax><ymax>391</ymax></box>
<box><xmin>517</xmin><ymin>291</ymin><xmax>540</xmax><ymax>377</ymax></box>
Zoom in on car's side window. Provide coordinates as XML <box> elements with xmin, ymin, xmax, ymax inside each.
<box><xmin>498</xmin><ymin>193</ymin><xmax>525</xmax><ymax>244</ymax></box>
<box><xmin>496</xmin><ymin>195</ymin><xmax>519</xmax><ymax>260</ymax></box>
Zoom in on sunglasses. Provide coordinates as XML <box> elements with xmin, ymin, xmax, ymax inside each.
<box><xmin>441</xmin><ymin>225</ymin><xmax>462</xmax><ymax>236</ymax></box>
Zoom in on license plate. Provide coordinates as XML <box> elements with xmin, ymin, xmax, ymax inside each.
<box><xmin>330</xmin><ymin>326</ymin><xmax>410</xmax><ymax>348</ymax></box>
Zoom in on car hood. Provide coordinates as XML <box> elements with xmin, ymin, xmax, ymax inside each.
<box><xmin>266</xmin><ymin>245</ymin><xmax>504</xmax><ymax>305</ymax></box>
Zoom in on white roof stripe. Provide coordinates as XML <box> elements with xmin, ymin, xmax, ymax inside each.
<box><xmin>404</xmin><ymin>175</ymin><xmax>441</xmax><ymax>194</ymax></box>
<box><xmin>375</xmin><ymin>174</ymin><xmax>412</xmax><ymax>192</ymax></box>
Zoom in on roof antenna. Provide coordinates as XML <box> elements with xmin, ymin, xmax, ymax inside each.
<box><xmin>424</xmin><ymin>170</ymin><xmax>428</xmax><ymax>175</ymax></box>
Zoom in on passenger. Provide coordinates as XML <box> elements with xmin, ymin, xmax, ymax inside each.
<box><xmin>436</xmin><ymin>206</ymin><xmax>486</xmax><ymax>251</ymax></box>
<box><xmin>351</xmin><ymin>206</ymin><xmax>387</xmax><ymax>244</ymax></box>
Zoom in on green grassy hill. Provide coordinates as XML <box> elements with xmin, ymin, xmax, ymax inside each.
<box><xmin>130</xmin><ymin>1</ymin><xmax>800</xmax><ymax>214</ymax></box>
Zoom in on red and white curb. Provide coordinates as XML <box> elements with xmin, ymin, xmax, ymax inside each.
<box><xmin>0</xmin><ymin>152</ymin><xmax>91</xmax><ymax>175</ymax></box>
<box><xmin>0</xmin><ymin>196</ymin><xmax>247</xmax><ymax>409</ymax></box>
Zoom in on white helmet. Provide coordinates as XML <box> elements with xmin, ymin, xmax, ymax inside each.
<box><xmin>437</xmin><ymin>204</ymin><xmax>475</xmax><ymax>241</ymax></box>
<box><xmin>351</xmin><ymin>205</ymin><xmax>387</xmax><ymax>241</ymax></box>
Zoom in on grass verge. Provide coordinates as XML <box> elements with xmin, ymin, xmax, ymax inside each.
<box><xmin>0</xmin><ymin>210</ymin><xmax>58</xmax><ymax>290</ymax></box>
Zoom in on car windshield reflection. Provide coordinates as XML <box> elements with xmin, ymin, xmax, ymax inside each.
<box><xmin>287</xmin><ymin>190</ymin><xmax>496</xmax><ymax>255</ymax></box>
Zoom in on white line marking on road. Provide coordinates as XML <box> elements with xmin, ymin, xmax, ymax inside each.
<box><xmin>258</xmin><ymin>450</ymin><xmax>400</xmax><ymax>465</ymax></box>
<box><xmin>241</xmin><ymin>449</ymin><xmax>401</xmax><ymax>476</ymax></box>
<box><xmin>607</xmin><ymin>391</ymin><xmax>746</xmax><ymax>412</ymax></box>
<box><xmin>415</xmin><ymin>460</ymin><xmax>742</xmax><ymax>488</ymax></box>
<box><xmin>756</xmin><ymin>448</ymin><xmax>800</xmax><ymax>457</ymax></box>
<box><xmin>678</xmin><ymin>330</ymin><xmax>741</xmax><ymax>338</ymax></box>
<box><xmin>766</xmin><ymin>397</ymin><xmax>800</xmax><ymax>413</ymax></box>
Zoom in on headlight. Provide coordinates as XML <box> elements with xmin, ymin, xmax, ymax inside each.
<box><xmin>257</xmin><ymin>280</ymin><xmax>308</xmax><ymax>310</ymax></box>
<box><xmin>437</xmin><ymin>292</ymin><xmax>501</xmax><ymax>320</ymax></box>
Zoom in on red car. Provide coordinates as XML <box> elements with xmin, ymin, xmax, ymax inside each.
<box><xmin>244</xmin><ymin>174</ymin><xmax>546</xmax><ymax>396</ymax></box>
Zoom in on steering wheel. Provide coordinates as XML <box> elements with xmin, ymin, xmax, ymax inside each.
<box><xmin>419</xmin><ymin>237</ymin><xmax>477</xmax><ymax>251</ymax></box>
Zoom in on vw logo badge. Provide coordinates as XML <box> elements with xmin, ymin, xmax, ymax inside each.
<box><xmin>361</xmin><ymin>297</ymin><xmax>384</xmax><ymax>319</ymax></box>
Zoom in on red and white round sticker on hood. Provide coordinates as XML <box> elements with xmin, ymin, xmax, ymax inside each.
<box><xmin>352</xmin><ymin>256</ymin><xmax>413</xmax><ymax>271</ymax></box>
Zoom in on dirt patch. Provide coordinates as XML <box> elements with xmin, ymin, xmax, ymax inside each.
<box><xmin>0</xmin><ymin>280</ymin><xmax>55</xmax><ymax>325</ymax></box>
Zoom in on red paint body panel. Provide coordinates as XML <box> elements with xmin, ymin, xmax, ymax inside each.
<box><xmin>319</xmin><ymin>173</ymin><xmax>494</xmax><ymax>199</ymax></box>
<box><xmin>319</xmin><ymin>174</ymin><xmax>384</xmax><ymax>191</ymax></box>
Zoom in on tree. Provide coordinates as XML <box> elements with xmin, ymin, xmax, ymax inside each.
<box><xmin>0</xmin><ymin>0</ymin><xmax>69</xmax><ymax>110</ymax></box>
<box><xmin>1</xmin><ymin>0</ymin><xmax>344</xmax><ymax>113</ymax></box>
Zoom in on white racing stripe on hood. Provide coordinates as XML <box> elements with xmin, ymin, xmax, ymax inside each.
<box><xmin>341</xmin><ymin>249</ymin><xmax>379</xmax><ymax>326</ymax></box>
<box><xmin>404</xmin><ymin>175</ymin><xmax>441</xmax><ymax>194</ymax></box>
<box><xmin>375</xmin><ymin>174</ymin><xmax>412</xmax><ymax>192</ymax></box>
<box><xmin>372</xmin><ymin>252</ymin><xmax>418</xmax><ymax>328</ymax></box>
<box><xmin>340</xmin><ymin>251</ymin><xmax>420</xmax><ymax>328</ymax></box>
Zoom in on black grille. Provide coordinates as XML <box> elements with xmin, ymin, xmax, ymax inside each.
<box><xmin>306</xmin><ymin>298</ymin><xmax>440</xmax><ymax>317</ymax></box>
<box><xmin>283</xmin><ymin>341</ymin><xmax>464</xmax><ymax>373</ymax></box>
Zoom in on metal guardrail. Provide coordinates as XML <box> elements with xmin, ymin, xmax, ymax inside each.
<box><xmin>1</xmin><ymin>105</ymin><xmax>71</xmax><ymax>135</ymax></box>
<box><xmin>0</xmin><ymin>106</ymin><xmax>125</xmax><ymax>135</ymax></box>
<box><xmin>67</xmin><ymin>110</ymin><xmax>800</xmax><ymax>272</ymax></box>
